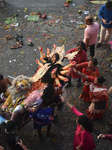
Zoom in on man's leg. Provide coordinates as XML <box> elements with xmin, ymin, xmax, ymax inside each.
<box><xmin>37</xmin><ymin>126</ymin><xmax>42</xmax><ymax>139</ymax></box>
<box><xmin>96</xmin><ymin>25</ymin><xmax>106</xmax><ymax>47</ymax></box>
<box><xmin>90</xmin><ymin>44</ymin><xmax>95</xmax><ymax>59</ymax></box>
<box><xmin>46</xmin><ymin>123</ymin><xmax>51</xmax><ymax>138</ymax></box>
<box><xmin>99</xmin><ymin>25</ymin><xmax>106</xmax><ymax>43</ymax></box>
<box><xmin>105</xmin><ymin>28</ymin><xmax>112</xmax><ymax>44</ymax></box>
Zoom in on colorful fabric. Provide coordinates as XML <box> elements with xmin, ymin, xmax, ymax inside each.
<box><xmin>71</xmin><ymin>106</ymin><xmax>96</xmax><ymax>150</ymax></box>
<box><xmin>84</xmin><ymin>22</ymin><xmax>99</xmax><ymax>45</ymax></box>
<box><xmin>66</xmin><ymin>48</ymin><xmax>87</xmax><ymax>79</ymax></box>
<box><xmin>79</xmin><ymin>62</ymin><xmax>100</xmax><ymax>102</ymax></box>
<box><xmin>89</xmin><ymin>83</ymin><xmax>108</xmax><ymax>108</ymax></box>
<box><xmin>86</xmin><ymin>83</ymin><xmax>108</xmax><ymax>119</ymax></box>
<box><xmin>25</xmin><ymin>79</ymin><xmax>46</xmax><ymax>97</ymax></box>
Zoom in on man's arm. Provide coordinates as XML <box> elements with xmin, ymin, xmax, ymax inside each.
<box><xmin>85</xmin><ymin>38</ymin><xmax>89</xmax><ymax>51</ymax></box>
<box><xmin>99</xmin><ymin>5</ymin><xmax>107</xmax><ymax>24</ymax></box>
<box><xmin>5</xmin><ymin>77</ymin><xmax>12</xmax><ymax>85</ymax></box>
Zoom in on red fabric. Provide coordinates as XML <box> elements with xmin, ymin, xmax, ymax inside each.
<box><xmin>71</xmin><ymin>107</ymin><xmax>96</xmax><ymax>150</ymax></box>
<box><xmin>66</xmin><ymin>48</ymin><xmax>87</xmax><ymax>79</ymax></box>
<box><xmin>104</xmin><ymin>134</ymin><xmax>112</xmax><ymax>141</ymax></box>
<box><xmin>79</xmin><ymin>66</ymin><xmax>100</xmax><ymax>102</ymax></box>
<box><xmin>25</xmin><ymin>79</ymin><xmax>46</xmax><ymax>97</ymax></box>
<box><xmin>88</xmin><ymin>76</ymin><xmax>96</xmax><ymax>82</ymax></box>
<box><xmin>82</xmin><ymin>67</ymin><xmax>100</xmax><ymax>83</ymax></box>
<box><xmin>89</xmin><ymin>85</ymin><xmax>108</xmax><ymax>108</ymax></box>
<box><xmin>86</xmin><ymin>108</ymin><xmax>104</xmax><ymax>119</ymax></box>
<box><xmin>79</xmin><ymin>86</ymin><xmax>90</xmax><ymax>102</ymax></box>
<box><xmin>86</xmin><ymin>85</ymin><xmax>108</xmax><ymax>119</ymax></box>
<box><xmin>77</xmin><ymin>62</ymin><xmax>88</xmax><ymax>70</ymax></box>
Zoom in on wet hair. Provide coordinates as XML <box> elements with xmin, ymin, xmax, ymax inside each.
<box><xmin>97</xmin><ymin>76</ymin><xmax>106</xmax><ymax>85</ymax></box>
<box><xmin>78</xmin><ymin>115</ymin><xmax>94</xmax><ymax>133</ymax></box>
<box><xmin>76</xmin><ymin>41</ymin><xmax>87</xmax><ymax>51</ymax></box>
<box><xmin>5</xmin><ymin>121</ymin><xmax>15</xmax><ymax>131</ymax></box>
<box><xmin>0</xmin><ymin>74</ymin><xmax>3</xmax><ymax>81</ymax></box>
<box><xmin>106</xmin><ymin>1</ymin><xmax>112</xmax><ymax>9</ymax></box>
<box><xmin>41</xmin><ymin>84</ymin><xmax>55</xmax><ymax>100</ymax></box>
<box><xmin>91</xmin><ymin>58</ymin><xmax>98</xmax><ymax>66</ymax></box>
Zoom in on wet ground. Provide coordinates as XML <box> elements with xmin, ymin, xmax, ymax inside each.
<box><xmin>0</xmin><ymin>0</ymin><xmax>112</xmax><ymax>149</ymax></box>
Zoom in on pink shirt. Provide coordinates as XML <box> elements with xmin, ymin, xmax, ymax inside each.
<box><xmin>71</xmin><ymin>106</ymin><xmax>96</xmax><ymax>150</ymax></box>
<box><xmin>84</xmin><ymin>22</ymin><xmax>99</xmax><ymax>45</ymax></box>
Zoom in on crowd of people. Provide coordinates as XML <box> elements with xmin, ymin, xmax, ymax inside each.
<box><xmin>0</xmin><ymin>1</ymin><xmax>112</xmax><ymax>150</ymax></box>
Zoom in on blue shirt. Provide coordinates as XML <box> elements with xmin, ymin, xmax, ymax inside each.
<box><xmin>99</xmin><ymin>4</ymin><xmax>112</xmax><ymax>28</ymax></box>
<box><xmin>30</xmin><ymin>107</ymin><xmax>53</xmax><ymax>127</ymax></box>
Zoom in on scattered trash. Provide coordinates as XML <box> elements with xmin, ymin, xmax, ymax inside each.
<box><xmin>10</xmin><ymin>45</ymin><xmax>22</xmax><ymax>49</ymax></box>
<box><xmin>79</xmin><ymin>24</ymin><xmax>86</xmax><ymax>29</ymax></box>
<box><xmin>15</xmin><ymin>33</ymin><xmax>23</xmax><ymax>45</ymax></box>
<box><xmin>77</xmin><ymin>21</ymin><xmax>83</xmax><ymax>25</ymax></box>
<box><xmin>70</xmin><ymin>20</ymin><xmax>76</xmax><ymax>23</ymax></box>
<box><xmin>28</xmin><ymin>38</ymin><xmax>33</xmax><ymax>46</ymax></box>
<box><xmin>23</xmin><ymin>7</ymin><xmax>27</xmax><ymax>12</ymax></box>
<box><xmin>27</xmin><ymin>15</ymin><xmax>39</xmax><ymax>21</ymax></box>
<box><xmin>64</xmin><ymin>2</ymin><xmax>70</xmax><ymax>7</ymax></box>
<box><xmin>66</xmin><ymin>0</ymin><xmax>73</xmax><ymax>3</ymax></box>
<box><xmin>83</xmin><ymin>10</ymin><xmax>89</xmax><ymax>15</ymax></box>
<box><xmin>37</xmin><ymin>12</ymin><xmax>42</xmax><ymax>18</ymax></box>
<box><xmin>78</xmin><ymin>10</ymin><xmax>82</xmax><ymax>14</ymax></box>
<box><xmin>5</xmin><ymin>35</ymin><xmax>13</xmax><ymax>40</ymax></box>
<box><xmin>42</xmin><ymin>14</ymin><xmax>47</xmax><ymax>19</ymax></box>
<box><xmin>24</xmin><ymin>15</ymin><xmax>28</xmax><ymax>19</ymax></box>
<box><xmin>11</xmin><ymin>22</ymin><xmax>19</xmax><ymax>27</ymax></box>
<box><xmin>3</xmin><ymin>25</ymin><xmax>10</xmax><ymax>30</ymax></box>
<box><xmin>10</xmin><ymin>33</ymin><xmax>23</xmax><ymax>49</ymax></box>
<box><xmin>5</xmin><ymin>16</ymin><xmax>17</xmax><ymax>25</ymax></box>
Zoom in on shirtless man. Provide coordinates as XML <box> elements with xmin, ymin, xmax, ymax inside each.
<box><xmin>0</xmin><ymin>74</ymin><xmax>12</xmax><ymax>100</ymax></box>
